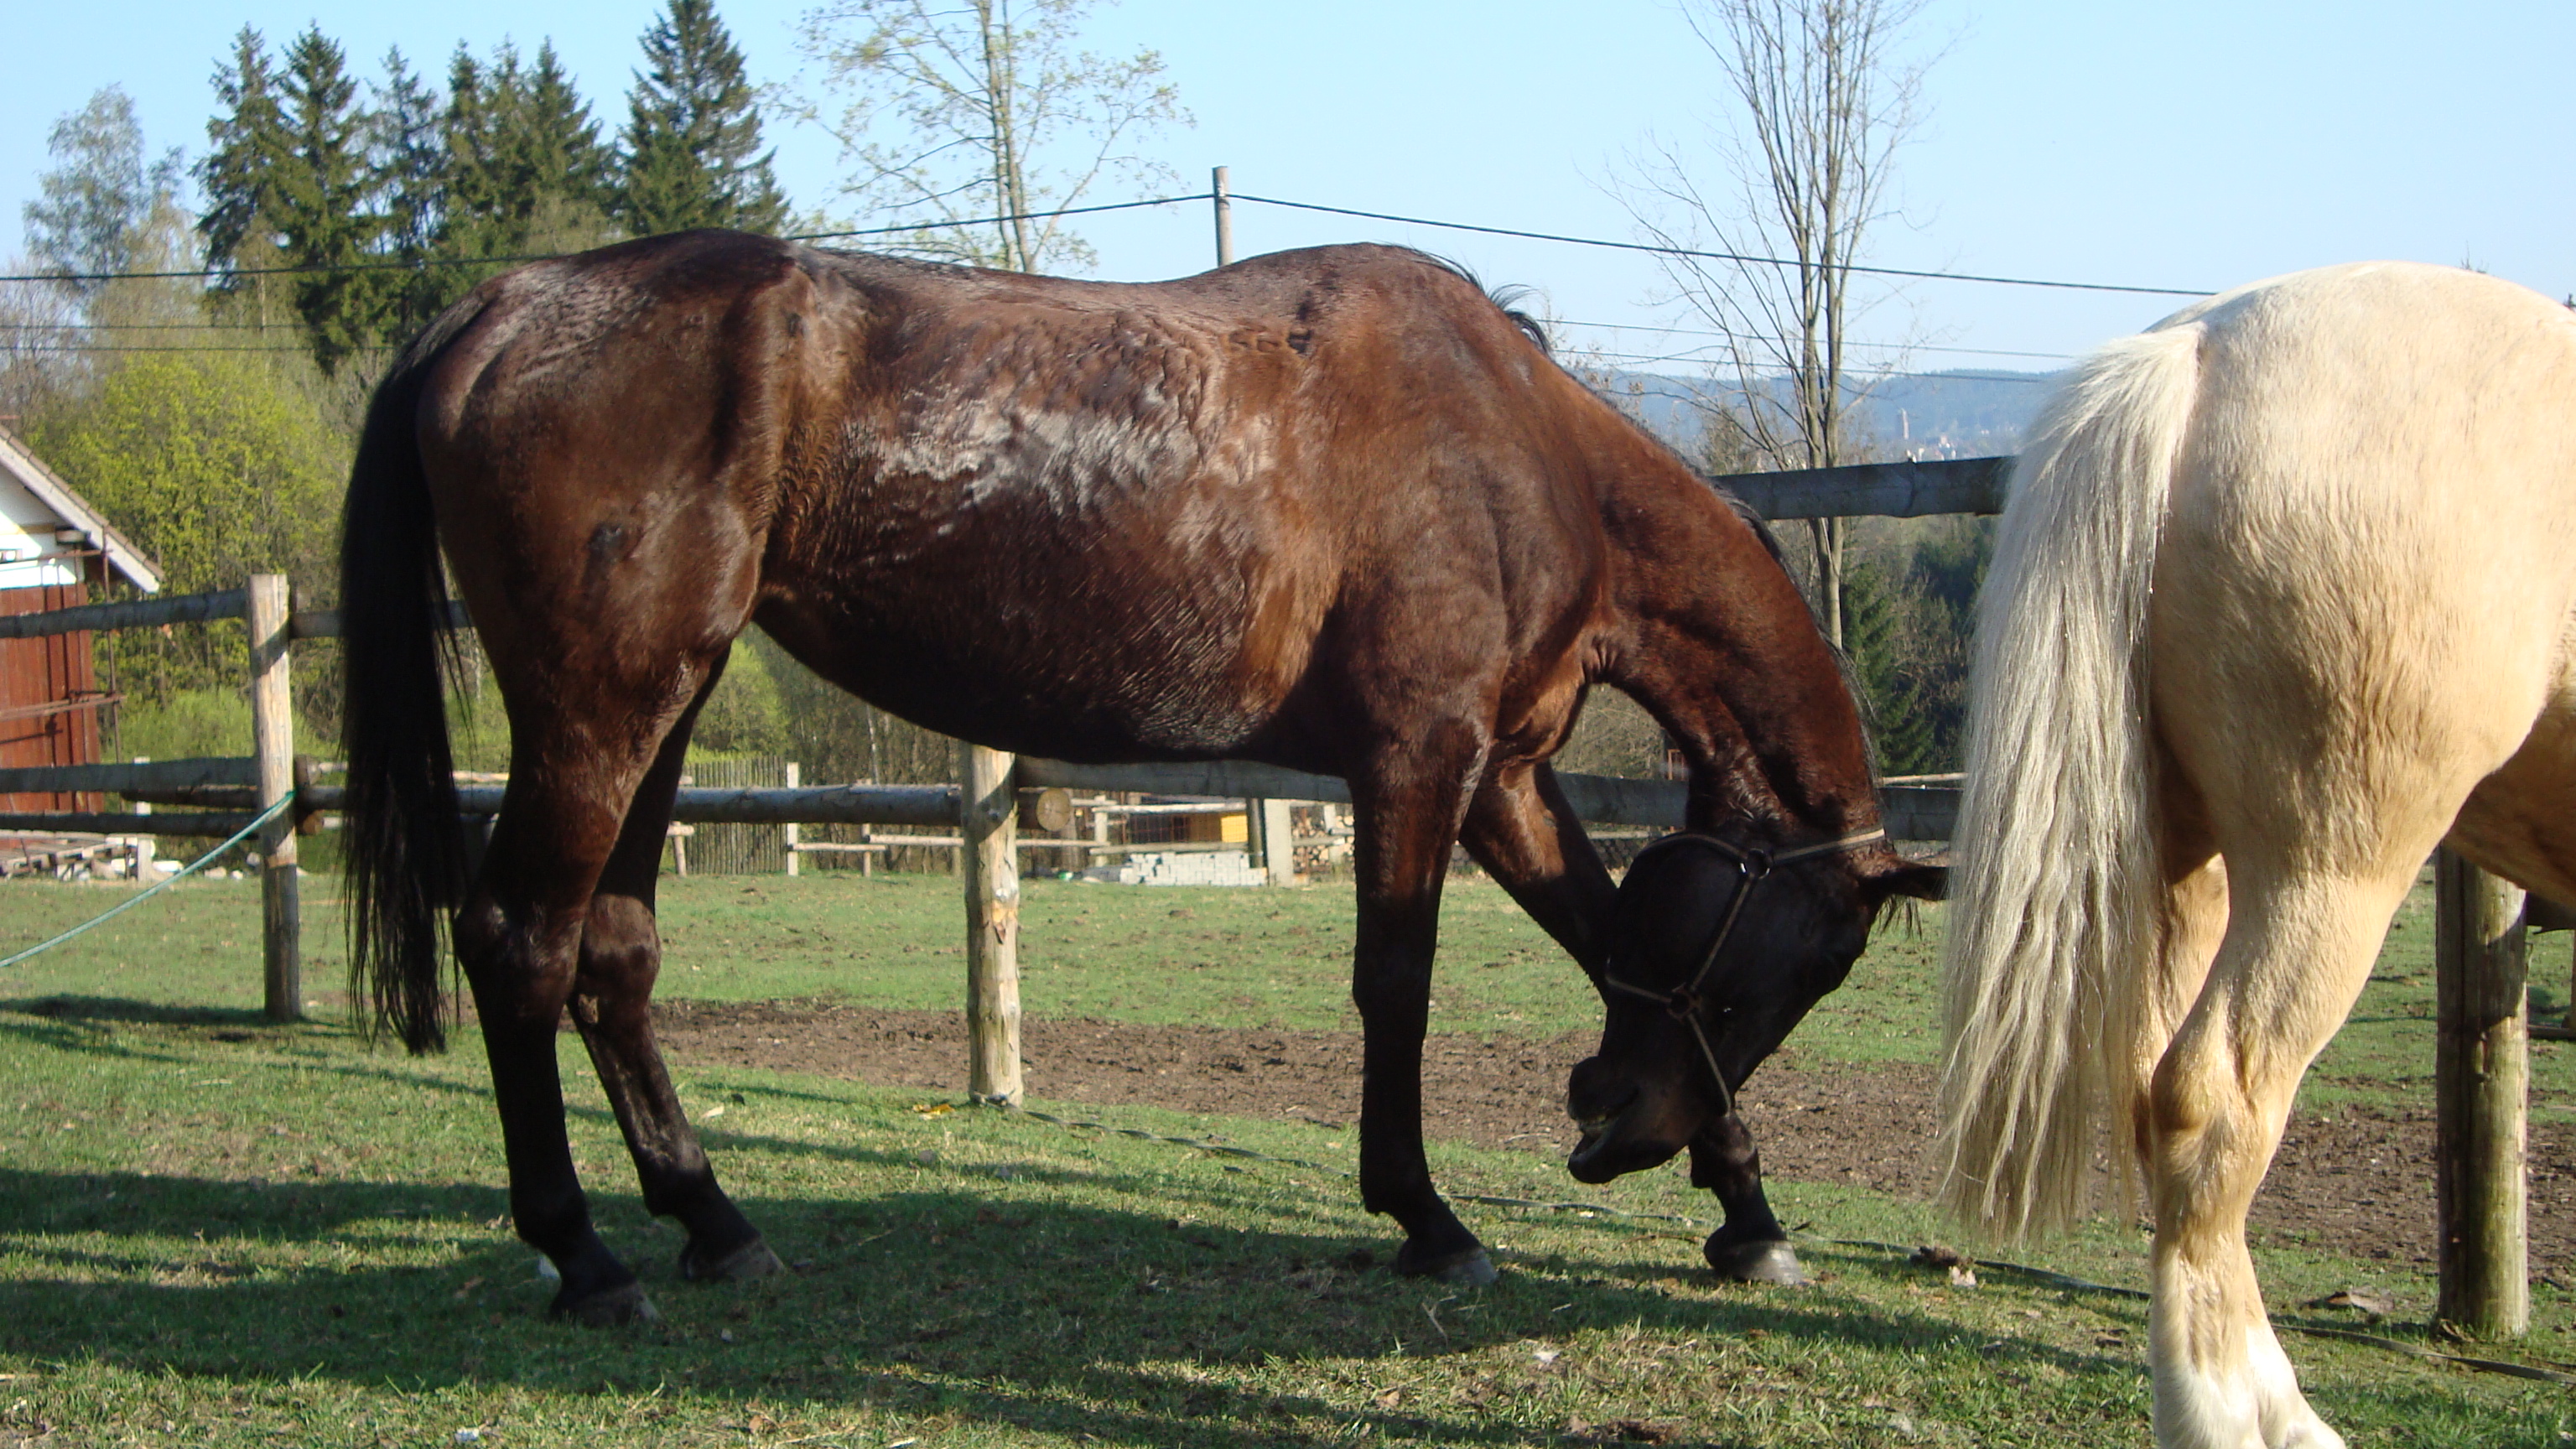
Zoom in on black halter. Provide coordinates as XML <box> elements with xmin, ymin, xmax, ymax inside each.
<box><xmin>1597</xmin><ymin>826</ymin><xmax>1888</xmax><ymax>1117</ymax></box>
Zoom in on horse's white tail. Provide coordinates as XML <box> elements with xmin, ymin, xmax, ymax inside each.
<box><xmin>1935</xmin><ymin>321</ymin><xmax>2205</xmax><ymax>1240</ymax></box>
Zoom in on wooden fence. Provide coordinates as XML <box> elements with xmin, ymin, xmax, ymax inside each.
<box><xmin>0</xmin><ymin>450</ymin><xmax>2535</xmax><ymax>1336</ymax></box>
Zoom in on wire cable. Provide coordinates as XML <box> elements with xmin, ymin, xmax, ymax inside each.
<box><xmin>0</xmin><ymin>796</ymin><xmax>293</xmax><ymax>971</ymax></box>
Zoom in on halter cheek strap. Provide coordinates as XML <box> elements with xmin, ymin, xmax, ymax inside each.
<box><xmin>1597</xmin><ymin>826</ymin><xmax>1889</xmax><ymax>1119</ymax></box>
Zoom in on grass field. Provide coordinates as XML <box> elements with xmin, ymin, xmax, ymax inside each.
<box><xmin>0</xmin><ymin>870</ymin><xmax>2567</xmax><ymax>1446</ymax></box>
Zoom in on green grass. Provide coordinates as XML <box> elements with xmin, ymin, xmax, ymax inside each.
<box><xmin>3</xmin><ymin>869</ymin><xmax>2568</xmax><ymax>1124</ymax></box>
<box><xmin>0</xmin><ymin>1010</ymin><xmax>2565</xmax><ymax>1447</ymax></box>
<box><xmin>0</xmin><ymin>870</ymin><xmax>2568</xmax><ymax>1443</ymax></box>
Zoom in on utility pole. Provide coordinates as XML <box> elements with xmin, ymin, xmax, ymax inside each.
<box><xmin>1212</xmin><ymin>166</ymin><xmax>1233</xmax><ymax>267</ymax></box>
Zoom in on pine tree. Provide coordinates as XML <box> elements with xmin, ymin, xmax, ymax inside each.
<box><xmin>272</xmin><ymin>26</ymin><xmax>381</xmax><ymax>372</ymax></box>
<box><xmin>519</xmin><ymin>42</ymin><xmax>617</xmax><ymax>215</ymax></box>
<box><xmin>197</xmin><ymin>29</ymin><xmax>292</xmax><ymax>291</ymax></box>
<box><xmin>371</xmin><ymin>48</ymin><xmax>449</xmax><ymax>342</ymax></box>
<box><xmin>1842</xmin><ymin>557</ymin><xmax>1941</xmax><ymax>775</ymax></box>
<box><xmin>616</xmin><ymin>0</ymin><xmax>787</xmax><ymax>236</ymax></box>
<box><xmin>439</xmin><ymin>41</ymin><xmax>616</xmax><ymax>267</ymax></box>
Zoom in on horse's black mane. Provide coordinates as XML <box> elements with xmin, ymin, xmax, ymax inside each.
<box><xmin>1409</xmin><ymin>252</ymin><xmax>1554</xmax><ymax>356</ymax></box>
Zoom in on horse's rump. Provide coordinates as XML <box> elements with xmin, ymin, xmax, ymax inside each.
<box><xmin>1939</xmin><ymin>261</ymin><xmax>2576</xmax><ymax>1244</ymax></box>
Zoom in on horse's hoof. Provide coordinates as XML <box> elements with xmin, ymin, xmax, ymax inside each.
<box><xmin>683</xmin><ymin>1236</ymin><xmax>784</xmax><ymax>1284</ymax></box>
<box><xmin>1706</xmin><ymin>1237</ymin><xmax>1810</xmax><ymax>1285</ymax></box>
<box><xmin>554</xmin><ymin>1280</ymin><xmax>660</xmax><ymax>1326</ymax></box>
<box><xmin>1395</xmin><ymin>1243</ymin><xmax>1499</xmax><ymax>1286</ymax></box>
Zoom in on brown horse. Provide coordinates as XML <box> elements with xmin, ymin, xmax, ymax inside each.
<box><xmin>339</xmin><ymin>230</ymin><xmax>1942</xmax><ymax>1323</ymax></box>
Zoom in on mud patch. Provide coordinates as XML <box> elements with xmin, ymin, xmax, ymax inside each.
<box><xmin>651</xmin><ymin>997</ymin><xmax>2576</xmax><ymax>1273</ymax></box>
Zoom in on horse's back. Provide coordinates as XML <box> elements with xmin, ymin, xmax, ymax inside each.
<box><xmin>402</xmin><ymin>232</ymin><xmax>1650</xmax><ymax>772</ymax></box>
<box><xmin>2149</xmin><ymin>262</ymin><xmax>2576</xmax><ymax>885</ymax></box>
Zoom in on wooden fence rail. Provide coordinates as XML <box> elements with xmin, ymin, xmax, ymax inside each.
<box><xmin>0</xmin><ymin>588</ymin><xmax>248</xmax><ymax>640</ymax></box>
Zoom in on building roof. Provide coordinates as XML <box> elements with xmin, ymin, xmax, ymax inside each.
<box><xmin>0</xmin><ymin>424</ymin><xmax>162</xmax><ymax>594</ymax></box>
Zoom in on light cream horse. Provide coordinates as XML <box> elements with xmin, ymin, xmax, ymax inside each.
<box><xmin>1938</xmin><ymin>260</ymin><xmax>2576</xmax><ymax>1449</ymax></box>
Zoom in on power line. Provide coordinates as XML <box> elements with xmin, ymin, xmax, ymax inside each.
<box><xmin>1545</xmin><ymin>318</ymin><xmax>2076</xmax><ymax>364</ymax></box>
<box><xmin>0</xmin><ymin>195</ymin><xmax>1213</xmax><ymax>286</ymax></box>
<box><xmin>1227</xmin><ymin>194</ymin><xmax>2212</xmax><ymax>299</ymax></box>
<box><xmin>0</xmin><ymin>187</ymin><xmax>2212</xmax><ymax>301</ymax></box>
<box><xmin>4</xmin><ymin>345</ymin><xmax>310</xmax><ymax>355</ymax></box>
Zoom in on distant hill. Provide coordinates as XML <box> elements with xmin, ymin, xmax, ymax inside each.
<box><xmin>1597</xmin><ymin>367</ymin><xmax>2054</xmax><ymax>464</ymax></box>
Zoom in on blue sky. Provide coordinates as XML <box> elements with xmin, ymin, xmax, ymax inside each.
<box><xmin>4</xmin><ymin>0</ymin><xmax>2569</xmax><ymax>374</ymax></box>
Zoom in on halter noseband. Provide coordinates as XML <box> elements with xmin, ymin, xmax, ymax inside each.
<box><xmin>1597</xmin><ymin>826</ymin><xmax>1888</xmax><ymax>1118</ymax></box>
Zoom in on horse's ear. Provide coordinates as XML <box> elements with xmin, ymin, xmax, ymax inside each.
<box><xmin>1861</xmin><ymin>854</ymin><xmax>1947</xmax><ymax>903</ymax></box>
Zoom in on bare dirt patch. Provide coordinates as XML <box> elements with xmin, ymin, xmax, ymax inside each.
<box><xmin>652</xmin><ymin>997</ymin><xmax>2576</xmax><ymax>1273</ymax></box>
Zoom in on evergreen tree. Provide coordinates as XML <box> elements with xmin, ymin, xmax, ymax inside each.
<box><xmin>371</xmin><ymin>48</ymin><xmax>449</xmax><ymax>342</ymax></box>
<box><xmin>519</xmin><ymin>42</ymin><xmax>617</xmax><ymax>214</ymax></box>
<box><xmin>439</xmin><ymin>41</ymin><xmax>616</xmax><ymax>266</ymax></box>
<box><xmin>616</xmin><ymin>0</ymin><xmax>787</xmax><ymax>236</ymax></box>
<box><xmin>272</xmin><ymin>26</ymin><xmax>382</xmax><ymax>372</ymax></box>
<box><xmin>198</xmin><ymin>29</ymin><xmax>293</xmax><ymax>290</ymax></box>
<box><xmin>1842</xmin><ymin>558</ymin><xmax>1940</xmax><ymax>774</ymax></box>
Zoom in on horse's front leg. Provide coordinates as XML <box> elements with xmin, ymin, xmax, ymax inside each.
<box><xmin>1350</xmin><ymin>738</ymin><xmax>1496</xmax><ymax>1285</ymax></box>
<box><xmin>1458</xmin><ymin>761</ymin><xmax>1617</xmax><ymax>980</ymax></box>
<box><xmin>1687</xmin><ymin>1116</ymin><xmax>1809</xmax><ymax>1285</ymax></box>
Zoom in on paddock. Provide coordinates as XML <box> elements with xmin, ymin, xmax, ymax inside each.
<box><xmin>0</xmin><ymin>451</ymin><xmax>2555</xmax><ymax>1433</ymax></box>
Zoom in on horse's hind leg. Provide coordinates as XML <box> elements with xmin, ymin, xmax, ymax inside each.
<box><xmin>569</xmin><ymin>657</ymin><xmax>783</xmax><ymax>1285</ymax></box>
<box><xmin>2142</xmin><ymin>853</ymin><xmax>2417</xmax><ymax>1449</ymax></box>
<box><xmin>455</xmin><ymin>647</ymin><xmax>735</xmax><ymax>1324</ymax></box>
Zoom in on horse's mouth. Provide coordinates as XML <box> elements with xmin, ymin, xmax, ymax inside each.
<box><xmin>1566</xmin><ymin>1072</ymin><xmax>1702</xmax><ymax>1184</ymax></box>
<box><xmin>1566</xmin><ymin>1098</ymin><xmax>1649</xmax><ymax>1181</ymax></box>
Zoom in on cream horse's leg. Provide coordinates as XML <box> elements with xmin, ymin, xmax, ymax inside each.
<box><xmin>2138</xmin><ymin>574</ymin><xmax>2507</xmax><ymax>1449</ymax></box>
<box><xmin>2140</xmin><ymin>849</ymin><xmax>2424</xmax><ymax>1449</ymax></box>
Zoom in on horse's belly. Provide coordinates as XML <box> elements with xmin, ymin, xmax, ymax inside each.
<box><xmin>2452</xmin><ymin>687</ymin><xmax>2576</xmax><ymax>904</ymax></box>
<box><xmin>753</xmin><ymin>587</ymin><xmax>1297</xmax><ymax>765</ymax></box>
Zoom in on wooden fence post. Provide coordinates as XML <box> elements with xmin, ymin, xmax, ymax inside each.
<box><xmin>782</xmin><ymin>761</ymin><xmax>800</xmax><ymax>876</ymax></box>
<box><xmin>1251</xmin><ymin>797</ymin><xmax>1295</xmax><ymax>886</ymax></box>
<box><xmin>2434</xmin><ymin>847</ymin><xmax>2529</xmax><ymax>1337</ymax></box>
<box><xmin>247</xmin><ymin>574</ymin><xmax>299</xmax><ymax>1022</ymax></box>
<box><xmin>1212</xmin><ymin>165</ymin><xmax>1233</xmax><ymax>267</ymax></box>
<box><xmin>962</xmin><ymin>743</ymin><xmax>1023</xmax><ymax>1105</ymax></box>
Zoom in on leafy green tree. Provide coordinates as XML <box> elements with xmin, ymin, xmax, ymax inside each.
<box><xmin>27</xmin><ymin>349</ymin><xmax>346</xmax><ymax>701</ymax></box>
<box><xmin>693</xmin><ymin>637</ymin><xmax>787</xmax><ymax>754</ymax></box>
<box><xmin>616</xmin><ymin>0</ymin><xmax>787</xmax><ymax>236</ymax></box>
<box><xmin>23</xmin><ymin>87</ymin><xmax>184</xmax><ymax>299</ymax></box>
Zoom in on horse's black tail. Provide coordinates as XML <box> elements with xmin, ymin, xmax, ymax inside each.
<box><xmin>340</xmin><ymin>302</ymin><xmax>485</xmax><ymax>1054</ymax></box>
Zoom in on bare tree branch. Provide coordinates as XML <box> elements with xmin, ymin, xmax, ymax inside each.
<box><xmin>792</xmin><ymin>0</ymin><xmax>1187</xmax><ymax>273</ymax></box>
<box><xmin>1617</xmin><ymin>0</ymin><xmax>1932</xmax><ymax>646</ymax></box>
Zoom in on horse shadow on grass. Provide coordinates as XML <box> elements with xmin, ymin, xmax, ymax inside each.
<box><xmin>0</xmin><ymin>1145</ymin><xmax>2163</xmax><ymax>1449</ymax></box>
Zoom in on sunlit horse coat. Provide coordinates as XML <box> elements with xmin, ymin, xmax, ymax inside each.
<box><xmin>1939</xmin><ymin>261</ymin><xmax>2576</xmax><ymax>1449</ymax></box>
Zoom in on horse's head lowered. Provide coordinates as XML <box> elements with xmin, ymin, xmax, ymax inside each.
<box><xmin>1565</xmin><ymin>829</ymin><xmax>1945</xmax><ymax>1183</ymax></box>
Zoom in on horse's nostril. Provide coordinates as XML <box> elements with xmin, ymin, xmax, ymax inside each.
<box><xmin>1565</xmin><ymin>1058</ymin><xmax>1637</xmax><ymax>1123</ymax></box>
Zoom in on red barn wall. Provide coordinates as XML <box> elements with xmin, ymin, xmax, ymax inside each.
<box><xmin>0</xmin><ymin>584</ymin><xmax>101</xmax><ymax>813</ymax></box>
